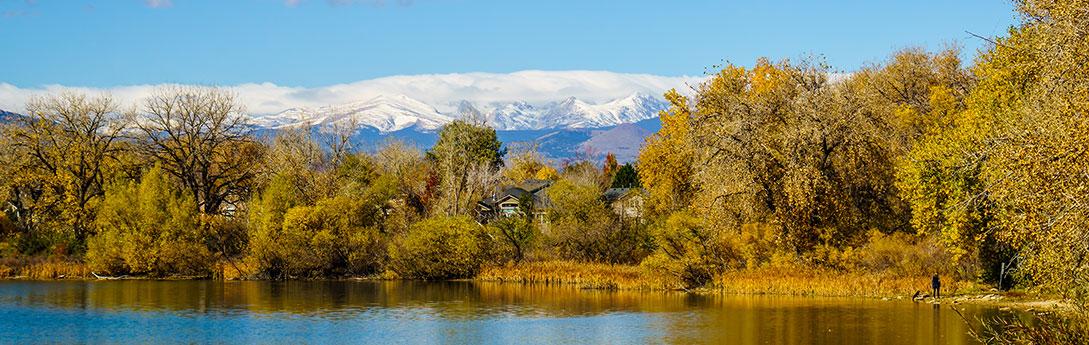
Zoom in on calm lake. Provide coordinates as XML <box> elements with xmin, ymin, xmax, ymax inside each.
<box><xmin>0</xmin><ymin>280</ymin><xmax>1024</xmax><ymax>344</ymax></box>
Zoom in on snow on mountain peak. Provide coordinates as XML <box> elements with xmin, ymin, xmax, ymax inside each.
<box><xmin>261</xmin><ymin>93</ymin><xmax>453</xmax><ymax>133</ymax></box>
<box><xmin>251</xmin><ymin>92</ymin><xmax>669</xmax><ymax>133</ymax></box>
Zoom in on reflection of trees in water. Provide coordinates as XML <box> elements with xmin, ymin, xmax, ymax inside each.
<box><xmin>7</xmin><ymin>281</ymin><xmax>698</xmax><ymax>317</ymax></box>
<box><xmin>658</xmin><ymin>297</ymin><xmax>1018</xmax><ymax>345</ymax></box>
<box><xmin>1</xmin><ymin>280</ymin><xmax>1028</xmax><ymax>344</ymax></box>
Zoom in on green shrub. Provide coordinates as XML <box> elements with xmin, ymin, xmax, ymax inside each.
<box><xmin>388</xmin><ymin>215</ymin><xmax>492</xmax><ymax>279</ymax></box>
<box><xmin>487</xmin><ymin>216</ymin><xmax>537</xmax><ymax>263</ymax></box>
<box><xmin>641</xmin><ymin>211</ymin><xmax>740</xmax><ymax>289</ymax></box>
<box><xmin>546</xmin><ymin>178</ymin><xmax>652</xmax><ymax>264</ymax></box>
<box><xmin>86</xmin><ymin>166</ymin><xmax>212</xmax><ymax>276</ymax></box>
<box><xmin>277</xmin><ymin>197</ymin><xmax>385</xmax><ymax>277</ymax></box>
<box><xmin>248</xmin><ymin>193</ymin><xmax>387</xmax><ymax>278</ymax></box>
<box><xmin>246</xmin><ymin>174</ymin><xmax>298</xmax><ymax>277</ymax></box>
<box><xmin>246</xmin><ymin>167</ymin><xmax>396</xmax><ymax>279</ymax></box>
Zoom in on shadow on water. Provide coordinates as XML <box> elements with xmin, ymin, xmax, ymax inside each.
<box><xmin>0</xmin><ymin>280</ymin><xmax>1025</xmax><ymax>344</ymax></box>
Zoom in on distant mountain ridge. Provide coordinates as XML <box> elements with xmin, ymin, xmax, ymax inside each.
<box><xmin>252</xmin><ymin>94</ymin><xmax>455</xmax><ymax>132</ymax></box>
<box><xmin>250</xmin><ymin>92</ymin><xmax>666</xmax><ymax>162</ymax></box>
<box><xmin>0</xmin><ymin>109</ymin><xmax>24</xmax><ymax>124</ymax></box>
<box><xmin>257</xmin><ymin>92</ymin><xmax>667</xmax><ymax>133</ymax></box>
<box><xmin>0</xmin><ymin>93</ymin><xmax>662</xmax><ymax>162</ymax></box>
<box><xmin>336</xmin><ymin>117</ymin><xmax>661</xmax><ymax>164</ymax></box>
<box><xmin>580</xmin><ymin>123</ymin><xmax>654</xmax><ymax>162</ymax></box>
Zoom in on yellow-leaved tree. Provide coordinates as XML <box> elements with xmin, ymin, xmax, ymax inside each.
<box><xmin>88</xmin><ymin>166</ymin><xmax>211</xmax><ymax>276</ymax></box>
<box><xmin>637</xmin><ymin>89</ymin><xmax>697</xmax><ymax>216</ymax></box>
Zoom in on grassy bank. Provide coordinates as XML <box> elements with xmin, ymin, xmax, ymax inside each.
<box><xmin>0</xmin><ymin>257</ymin><xmax>90</xmax><ymax>279</ymax></box>
<box><xmin>478</xmin><ymin>260</ymin><xmax>1003</xmax><ymax>300</ymax></box>
<box><xmin>1</xmin><ymin>257</ymin><xmax>255</xmax><ymax>281</ymax></box>
<box><xmin>712</xmin><ymin>267</ymin><xmax>988</xmax><ymax>298</ymax></box>
<box><xmin>477</xmin><ymin>261</ymin><xmax>671</xmax><ymax>290</ymax></box>
<box><xmin>0</xmin><ymin>257</ymin><xmax>994</xmax><ymax>301</ymax></box>
<box><xmin>0</xmin><ymin>257</ymin><xmax>1031</xmax><ymax>306</ymax></box>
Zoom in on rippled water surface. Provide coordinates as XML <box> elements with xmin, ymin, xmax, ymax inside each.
<box><xmin>0</xmin><ymin>280</ymin><xmax>1023</xmax><ymax>344</ymax></box>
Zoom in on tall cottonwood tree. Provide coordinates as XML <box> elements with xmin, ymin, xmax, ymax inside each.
<box><xmin>889</xmin><ymin>0</ymin><xmax>1089</xmax><ymax>297</ymax></box>
<box><xmin>132</xmin><ymin>86</ymin><xmax>263</xmax><ymax>216</ymax></box>
<box><xmin>690</xmin><ymin>58</ymin><xmax>902</xmax><ymax>251</ymax></box>
<box><xmin>4</xmin><ymin>93</ymin><xmax>126</xmax><ymax>248</ymax></box>
<box><xmin>637</xmin><ymin>89</ymin><xmax>698</xmax><ymax>216</ymax></box>
<box><xmin>986</xmin><ymin>0</ymin><xmax>1089</xmax><ymax>296</ymax></box>
<box><xmin>853</xmin><ymin>47</ymin><xmax>973</xmax><ymax>154</ymax></box>
<box><xmin>504</xmin><ymin>145</ymin><xmax>548</xmax><ymax>184</ymax></box>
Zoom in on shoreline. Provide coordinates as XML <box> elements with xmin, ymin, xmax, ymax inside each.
<box><xmin>0</xmin><ymin>275</ymin><xmax>1063</xmax><ymax>311</ymax></box>
<box><xmin>0</xmin><ymin>259</ymin><xmax>1065</xmax><ymax>311</ymax></box>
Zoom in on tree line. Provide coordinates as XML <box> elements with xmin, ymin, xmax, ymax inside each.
<box><xmin>638</xmin><ymin>0</ymin><xmax>1089</xmax><ymax>298</ymax></box>
<box><xmin>0</xmin><ymin>0</ymin><xmax>1086</xmax><ymax>306</ymax></box>
<box><xmin>0</xmin><ymin>85</ymin><xmax>649</xmax><ymax>279</ymax></box>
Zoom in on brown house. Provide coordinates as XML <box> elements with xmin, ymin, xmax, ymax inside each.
<box><xmin>476</xmin><ymin>179</ymin><xmax>552</xmax><ymax>224</ymax></box>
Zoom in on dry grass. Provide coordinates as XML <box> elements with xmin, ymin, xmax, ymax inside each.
<box><xmin>477</xmin><ymin>260</ymin><xmax>991</xmax><ymax>299</ymax></box>
<box><xmin>477</xmin><ymin>261</ymin><xmax>674</xmax><ymax>290</ymax></box>
<box><xmin>713</xmin><ymin>266</ymin><xmax>986</xmax><ymax>298</ymax></box>
<box><xmin>0</xmin><ymin>256</ymin><xmax>989</xmax><ymax>302</ymax></box>
<box><xmin>0</xmin><ymin>257</ymin><xmax>89</xmax><ymax>279</ymax></box>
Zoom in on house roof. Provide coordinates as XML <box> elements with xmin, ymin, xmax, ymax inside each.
<box><xmin>602</xmin><ymin>187</ymin><xmax>647</xmax><ymax>203</ymax></box>
<box><xmin>518</xmin><ymin>179</ymin><xmax>552</xmax><ymax>193</ymax></box>
<box><xmin>531</xmin><ymin>188</ymin><xmax>552</xmax><ymax>209</ymax></box>
<box><xmin>480</xmin><ymin>187</ymin><xmax>528</xmax><ymax>206</ymax></box>
<box><xmin>478</xmin><ymin>180</ymin><xmax>555</xmax><ymax>211</ymax></box>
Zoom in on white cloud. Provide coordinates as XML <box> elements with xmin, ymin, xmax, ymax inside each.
<box><xmin>0</xmin><ymin>70</ymin><xmax>704</xmax><ymax>115</ymax></box>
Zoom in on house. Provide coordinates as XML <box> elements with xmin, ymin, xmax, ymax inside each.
<box><xmin>602</xmin><ymin>187</ymin><xmax>647</xmax><ymax>220</ymax></box>
<box><xmin>477</xmin><ymin>179</ymin><xmax>552</xmax><ymax>224</ymax></box>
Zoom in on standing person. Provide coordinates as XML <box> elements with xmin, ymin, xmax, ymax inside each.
<box><xmin>931</xmin><ymin>273</ymin><xmax>941</xmax><ymax>299</ymax></box>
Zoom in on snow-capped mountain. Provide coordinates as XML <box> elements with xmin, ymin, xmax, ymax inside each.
<box><xmin>248</xmin><ymin>92</ymin><xmax>669</xmax><ymax>162</ymax></box>
<box><xmin>538</xmin><ymin>92</ymin><xmax>667</xmax><ymax>130</ymax></box>
<box><xmin>257</xmin><ymin>94</ymin><xmax>454</xmax><ymax>132</ymax></box>
<box><xmin>483</xmin><ymin>101</ymin><xmax>540</xmax><ymax>130</ymax></box>
<box><xmin>253</xmin><ymin>92</ymin><xmax>668</xmax><ymax>133</ymax></box>
<box><xmin>477</xmin><ymin>92</ymin><xmax>667</xmax><ymax>130</ymax></box>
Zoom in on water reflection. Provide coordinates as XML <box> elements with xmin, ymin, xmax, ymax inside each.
<box><xmin>0</xmin><ymin>280</ymin><xmax>1019</xmax><ymax>344</ymax></box>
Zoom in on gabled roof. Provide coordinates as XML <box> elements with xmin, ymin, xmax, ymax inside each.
<box><xmin>531</xmin><ymin>188</ymin><xmax>552</xmax><ymax>210</ymax></box>
<box><xmin>602</xmin><ymin>187</ymin><xmax>647</xmax><ymax>203</ymax></box>
<box><xmin>518</xmin><ymin>179</ymin><xmax>552</xmax><ymax>193</ymax></box>
<box><xmin>479</xmin><ymin>187</ymin><xmax>531</xmax><ymax>207</ymax></box>
<box><xmin>478</xmin><ymin>180</ymin><xmax>555</xmax><ymax>211</ymax></box>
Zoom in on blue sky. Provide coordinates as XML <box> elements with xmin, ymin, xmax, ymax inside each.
<box><xmin>1</xmin><ymin>0</ymin><xmax>1017</xmax><ymax>88</ymax></box>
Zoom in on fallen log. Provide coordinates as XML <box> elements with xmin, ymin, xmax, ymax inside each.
<box><xmin>90</xmin><ymin>272</ymin><xmax>125</xmax><ymax>280</ymax></box>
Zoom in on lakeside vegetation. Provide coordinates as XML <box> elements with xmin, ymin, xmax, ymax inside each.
<box><xmin>1</xmin><ymin>0</ymin><xmax>1088</xmax><ymax>341</ymax></box>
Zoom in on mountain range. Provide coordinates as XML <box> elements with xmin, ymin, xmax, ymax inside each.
<box><xmin>255</xmin><ymin>92</ymin><xmax>667</xmax><ymax>162</ymax></box>
<box><xmin>257</xmin><ymin>92</ymin><xmax>667</xmax><ymax>132</ymax></box>
<box><xmin>0</xmin><ymin>91</ymin><xmax>668</xmax><ymax>163</ymax></box>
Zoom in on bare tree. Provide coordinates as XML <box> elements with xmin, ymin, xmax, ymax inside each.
<box><xmin>427</xmin><ymin>120</ymin><xmax>505</xmax><ymax>215</ymax></box>
<box><xmin>132</xmin><ymin>86</ymin><xmax>262</xmax><ymax>216</ymax></box>
<box><xmin>322</xmin><ymin>119</ymin><xmax>357</xmax><ymax>167</ymax></box>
